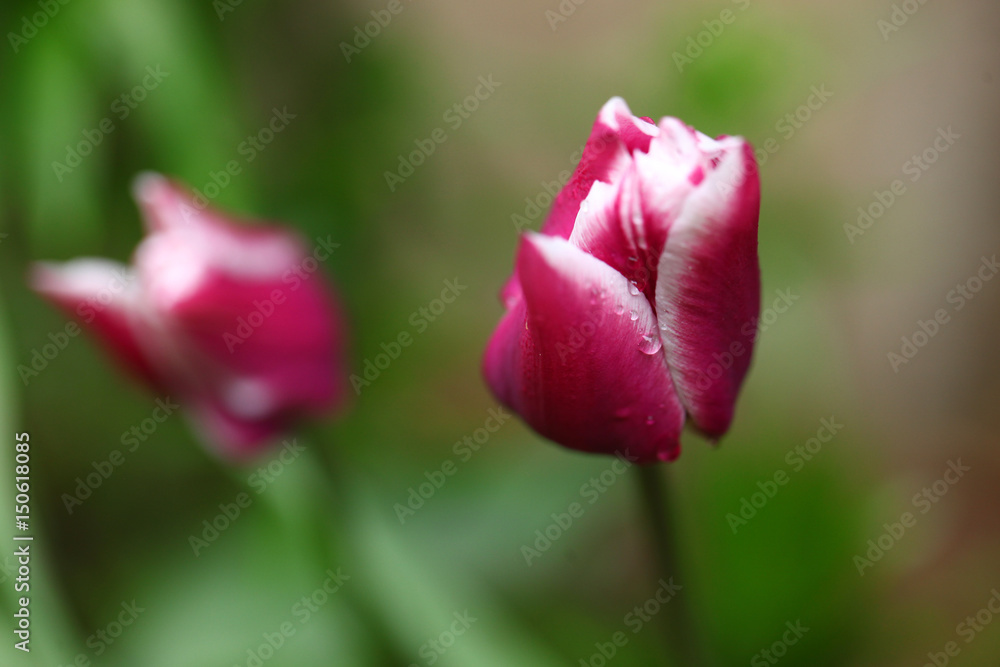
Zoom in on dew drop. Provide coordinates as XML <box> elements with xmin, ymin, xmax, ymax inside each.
<box><xmin>629</xmin><ymin>310</ymin><xmax>639</xmax><ymax>321</ymax></box>
<box><xmin>614</xmin><ymin>303</ymin><xmax>625</xmax><ymax>315</ymax></box>
<box><xmin>638</xmin><ymin>333</ymin><xmax>663</xmax><ymax>355</ymax></box>
<box><xmin>627</xmin><ymin>281</ymin><xmax>641</xmax><ymax>296</ymax></box>
<box><xmin>645</xmin><ymin>415</ymin><xmax>655</xmax><ymax>425</ymax></box>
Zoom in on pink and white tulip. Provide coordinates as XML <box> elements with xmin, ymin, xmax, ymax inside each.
<box><xmin>484</xmin><ymin>98</ymin><xmax>761</xmax><ymax>463</ymax></box>
<box><xmin>30</xmin><ymin>173</ymin><xmax>349</xmax><ymax>459</ymax></box>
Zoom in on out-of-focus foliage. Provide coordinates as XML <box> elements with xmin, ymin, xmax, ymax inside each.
<box><xmin>1</xmin><ymin>0</ymin><xmax>998</xmax><ymax>665</ymax></box>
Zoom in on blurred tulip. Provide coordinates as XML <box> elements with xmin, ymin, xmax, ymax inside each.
<box><xmin>30</xmin><ymin>173</ymin><xmax>349</xmax><ymax>459</ymax></box>
<box><xmin>483</xmin><ymin>98</ymin><xmax>760</xmax><ymax>463</ymax></box>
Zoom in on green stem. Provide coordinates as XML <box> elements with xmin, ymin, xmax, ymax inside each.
<box><xmin>636</xmin><ymin>464</ymin><xmax>707</xmax><ymax>667</ymax></box>
<box><xmin>303</xmin><ymin>426</ymin><xmax>411</xmax><ymax>666</ymax></box>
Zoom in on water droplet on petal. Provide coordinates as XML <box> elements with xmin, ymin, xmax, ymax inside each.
<box><xmin>614</xmin><ymin>303</ymin><xmax>625</xmax><ymax>315</ymax></box>
<box><xmin>645</xmin><ymin>415</ymin><xmax>655</xmax><ymax>425</ymax></box>
<box><xmin>627</xmin><ymin>281</ymin><xmax>641</xmax><ymax>296</ymax></box>
<box><xmin>638</xmin><ymin>333</ymin><xmax>663</xmax><ymax>355</ymax></box>
<box><xmin>629</xmin><ymin>310</ymin><xmax>639</xmax><ymax>321</ymax></box>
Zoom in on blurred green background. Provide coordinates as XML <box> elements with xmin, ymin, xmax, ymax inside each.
<box><xmin>2</xmin><ymin>0</ymin><xmax>999</xmax><ymax>665</ymax></box>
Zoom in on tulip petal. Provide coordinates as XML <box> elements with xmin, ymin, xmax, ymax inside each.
<box><xmin>128</xmin><ymin>175</ymin><xmax>349</xmax><ymax>449</ymax></box>
<box><xmin>184</xmin><ymin>394</ymin><xmax>287</xmax><ymax>460</ymax></box>
<box><xmin>541</xmin><ymin>97</ymin><xmax>657</xmax><ymax>240</ymax></box>
<box><xmin>30</xmin><ymin>173</ymin><xmax>351</xmax><ymax>459</ymax></box>
<box><xmin>565</xmin><ymin>116</ymin><xmax>716</xmax><ymax>304</ymax></box>
<box><xmin>132</xmin><ymin>173</ymin><xmax>303</xmax><ymax>290</ymax></box>
<box><xmin>567</xmin><ymin>166</ymin><xmax>671</xmax><ymax>301</ymax></box>
<box><xmin>160</xmin><ymin>269</ymin><xmax>347</xmax><ymax>420</ymax></box>
<box><xmin>654</xmin><ymin>139</ymin><xmax>760</xmax><ymax>438</ymax></box>
<box><xmin>500</xmin><ymin>99</ymin><xmax>658</xmax><ymax>308</ymax></box>
<box><xmin>484</xmin><ymin>234</ymin><xmax>685</xmax><ymax>463</ymax></box>
<box><xmin>29</xmin><ymin>260</ymin><xmax>165</xmax><ymax>388</ymax></box>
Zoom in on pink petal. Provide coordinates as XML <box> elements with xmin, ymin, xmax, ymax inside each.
<box><xmin>567</xmin><ymin>165</ymin><xmax>671</xmax><ymax>302</ymax></box>
<box><xmin>132</xmin><ymin>231</ymin><xmax>347</xmax><ymax>454</ymax></box>
<box><xmin>184</xmin><ymin>394</ymin><xmax>288</xmax><ymax>460</ymax></box>
<box><xmin>157</xmin><ymin>268</ymin><xmax>348</xmax><ymax>423</ymax></box>
<box><xmin>540</xmin><ymin>97</ymin><xmax>658</xmax><ymax>241</ymax></box>
<box><xmin>499</xmin><ymin>99</ymin><xmax>660</xmax><ymax>310</ymax></box>
<box><xmin>484</xmin><ymin>234</ymin><xmax>685</xmax><ymax>463</ymax></box>
<box><xmin>31</xmin><ymin>173</ymin><xmax>351</xmax><ymax>459</ymax></box>
<box><xmin>29</xmin><ymin>260</ymin><xmax>166</xmax><ymax>389</ymax></box>
<box><xmin>654</xmin><ymin>138</ymin><xmax>761</xmax><ymax>438</ymax></box>
<box><xmin>567</xmin><ymin>119</ymin><xmax>711</xmax><ymax>304</ymax></box>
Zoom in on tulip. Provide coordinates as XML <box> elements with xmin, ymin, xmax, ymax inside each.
<box><xmin>30</xmin><ymin>173</ymin><xmax>349</xmax><ymax>458</ymax></box>
<box><xmin>483</xmin><ymin>98</ymin><xmax>760</xmax><ymax>463</ymax></box>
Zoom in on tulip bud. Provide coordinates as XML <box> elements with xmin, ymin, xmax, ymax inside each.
<box><xmin>483</xmin><ymin>98</ymin><xmax>760</xmax><ymax>463</ymax></box>
<box><xmin>30</xmin><ymin>173</ymin><xmax>349</xmax><ymax>459</ymax></box>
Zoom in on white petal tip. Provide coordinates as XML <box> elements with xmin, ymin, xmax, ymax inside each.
<box><xmin>131</xmin><ymin>171</ymin><xmax>169</xmax><ymax>203</ymax></box>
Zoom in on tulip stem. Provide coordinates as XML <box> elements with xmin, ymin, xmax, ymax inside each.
<box><xmin>305</xmin><ymin>428</ymin><xmax>414</xmax><ymax>666</ymax></box>
<box><xmin>636</xmin><ymin>464</ymin><xmax>707</xmax><ymax>667</ymax></box>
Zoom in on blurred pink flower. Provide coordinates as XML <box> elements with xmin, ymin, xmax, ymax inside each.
<box><xmin>31</xmin><ymin>173</ymin><xmax>349</xmax><ymax>459</ymax></box>
<box><xmin>483</xmin><ymin>98</ymin><xmax>761</xmax><ymax>463</ymax></box>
